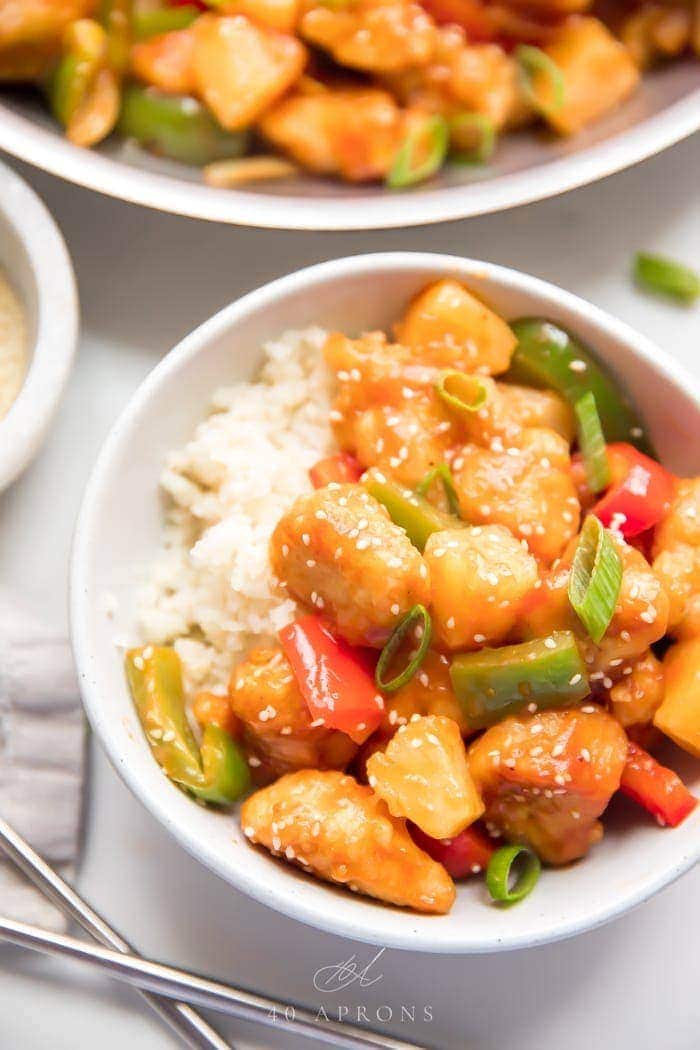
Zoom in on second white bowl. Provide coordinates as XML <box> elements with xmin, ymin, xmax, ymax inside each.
<box><xmin>71</xmin><ymin>252</ymin><xmax>700</xmax><ymax>953</ymax></box>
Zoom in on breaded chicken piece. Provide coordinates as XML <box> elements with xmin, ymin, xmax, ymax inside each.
<box><xmin>469</xmin><ymin>707</ymin><xmax>628</xmax><ymax>864</ymax></box>
<box><xmin>607</xmin><ymin>649</ymin><xmax>664</xmax><ymax>747</ymax></box>
<box><xmin>229</xmin><ymin>647</ymin><xmax>357</xmax><ymax>782</ymax></box>
<box><xmin>0</xmin><ymin>0</ymin><xmax>96</xmax><ymax>49</ymax></box>
<box><xmin>383</xmin><ymin>27</ymin><xmax>530</xmax><ymax>132</ymax></box>
<box><xmin>351</xmin><ymin>398</ymin><xmax>458</xmax><ymax>488</ymax></box>
<box><xmin>260</xmin><ymin>88</ymin><xmax>411</xmax><ymax>181</ymax></box>
<box><xmin>324</xmin><ymin>330</ymin><xmax>458</xmax><ymax>485</ymax></box>
<box><xmin>241</xmin><ymin>769</ymin><xmax>455</xmax><ymax>912</ymax></box>
<box><xmin>380</xmin><ymin>649</ymin><xmax>470</xmax><ymax>734</ymax></box>
<box><xmin>301</xmin><ymin>0</ymin><xmax>436</xmax><ymax>73</ymax></box>
<box><xmin>452</xmin><ymin>427</ymin><xmax>580</xmax><ymax>564</ymax></box>
<box><xmin>434</xmin><ymin>377</ymin><xmax>574</xmax><ymax>450</ymax></box>
<box><xmin>652</xmin><ymin>478</ymin><xmax>700</xmax><ymax>639</ymax></box>
<box><xmin>270</xmin><ymin>484</ymin><xmax>430</xmax><ymax>646</ymax></box>
<box><xmin>524</xmin><ymin>533</ymin><xmax>670</xmax><ymax>673</ymax></box>
<box><xmin>425</xmin><ymin>525</ymin><xmax>538</xmax><ymax>650</ymax></box>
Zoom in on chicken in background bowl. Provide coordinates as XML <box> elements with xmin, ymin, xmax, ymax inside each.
<box><xmin>122</xmin><ymin>273</ymin><xmax>700</xmax><ymax>916</ymax></box>
<box><xmin>1</xmin><ymin>0</ymin><xmax>697</xmax><ymax>190</ymax></box>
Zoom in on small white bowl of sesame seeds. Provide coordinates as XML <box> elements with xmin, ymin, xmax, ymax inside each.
<box><xmin>71</xmin><ymin>252</ymin><xmax>700</xmax><ymax>953</ymax></box>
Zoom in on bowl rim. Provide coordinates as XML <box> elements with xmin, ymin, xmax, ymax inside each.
<box><xmin>0</xmin><ymin>159</ymin><xmax>79</xmax><ymax>493</ymax></box>
<box><xmin>1</xmin><ymin>84</ymin><xmax>699</xmax><ymax>231</ymax></box>
<box><xmin>70</xmin><ymin>252</ymin><xmax>700</xmax><ymax>952</ymax></box>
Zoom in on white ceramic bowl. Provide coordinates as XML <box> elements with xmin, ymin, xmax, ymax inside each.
<box><xmin>71</xmin><ymin>252</ymin><xmax>700</xmax><ymax>953</ymax></box>
<box><xmin>0</xmin><ymin>160</ymin><xmax>78</xmax><ymax>493</ymax></box>
<box><xmin>2</xmin><ymin>62</ymin><xmax>699</xmax><ymax>230</ymax></box>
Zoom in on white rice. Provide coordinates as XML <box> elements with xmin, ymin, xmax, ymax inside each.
<box><xmin>138</xmin><ymin>327</ymin><xmax>336</xmax><ymax>695</ymax></box>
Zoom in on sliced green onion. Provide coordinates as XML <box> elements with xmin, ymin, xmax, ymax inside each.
<box><xmin>516</xmin><ymin>44</ymin><xmax>565</xmax><ymax>117</ymax></box>
<box><xmin>364</xmin><ymin>469</ymin><xmax>460</xmax><ymax>552</ymax></box>
<box><xmin>574</xmin><ymin>391</ymin><xmax>610</xmax><ymax>495</ymax></box>
<box><xmin>375</xmin><ymin>605</ymin><xmax>432</xmax><ymax>692</ymax></box>
<box><xmin>435</xmin><ymin>370</ymin><xmax>489</xmax><ymax>419</ymax></box>
<box><xmin>415</xmin><ymin>464</ymin><xmax>460</xmax><ymax>516</ymax></box>
<box><xmin>633</xmin><ymin>252</ymin><xmax>700</xmax><ymax>305</ymax></box>
<box><xmin>568</xmin><ymin>516</ymin><xmax>622</xmax><ymax>644</ymax></box>
<box><xmin>450</xmin><ymin>631</ymin><xmax>589</xmax><ymax>730</ymax></box>
<box><xmin>386</xmin><ymin>115</ymin><xmax>449</xmax><ymax>190</ymax></box>
<box><xmin>486</xmin><ymin>844</ymin><xmax>541</xmax><ymax>905</ymax></box>
<box><xmin>449</xmin><ymin>112</ymin><xmax>496</xmax><ymax>164</ymax></box>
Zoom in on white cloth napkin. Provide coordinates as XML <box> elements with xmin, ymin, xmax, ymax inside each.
<box><xmin>0</xmin><ymin>596</ymin><xmax>85</xmax><ymax>932</ymax></box>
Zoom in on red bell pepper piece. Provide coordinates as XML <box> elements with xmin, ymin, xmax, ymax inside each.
<box><xmin>592</xmin><ymin>443</ymin><xmax>675</xmax><ymax>539</ymax></box>
<box><xmin>620</xmin><ymin>742</ymin><xmax>697</xmax><ymax>827</ymax></box>
<box><xmin>170</xmin><ymin>0</ymin><xmax>207</xmax><ymax>8</ymax></box>
<box><xmin>410</xmin><ymin>824</ymin><xmax>495</xmax><ymax>878</ymax></box>
<box><xmin>419</xmin><ymin>0</ymin><xmax>498</xmax><ymax>41</ymax></box>
<box><xmin>279</xmin><ymin>615</ymin><xmax>383</xmax><ymax>745</ymax></box>
<box><xmin>309</xmin><ymin>452</ymin><xmax>363</xmax><ymax>489</ymax></box>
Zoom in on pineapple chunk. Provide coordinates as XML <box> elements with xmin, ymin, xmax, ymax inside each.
<box><xmin>424</xmin><ymin>525</ymin><xmax>538</xmax><ymax>651</ymax></box>
<box><xmin>654</xmin><ymin>638</ymin><xmax>700</xmax><ymax>757</ymax></box>
<box><xmin>367</xmin><ymin>715</ymin><xmax>484</xmax><ymax>838</ymax></box>
<box><xmin>394</xmin><ymin>279</ymin><xmax>517</xmax><ymax>376</ymax></box>
<box><xmin>537</xmin><ymin>17</ymin><xmax>639</xmax><ymax>135</ymax></box>
<box><xmin>192</xmin><ymin>14</ymin><xmax>306</xmax><ymax>131</ymax></box>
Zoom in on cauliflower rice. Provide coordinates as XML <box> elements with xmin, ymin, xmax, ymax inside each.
<box><xmin>139</xmin><ymin>327</ymin><xmax>336</xmax><ymax>695</ymax></box>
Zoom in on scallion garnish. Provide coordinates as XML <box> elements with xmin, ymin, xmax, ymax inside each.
<box><xmin>449</xmin><ymin>112</ymin><xmax>496</xmax><ymax>164</ymax></box>
<box><xmin>574</xmin><ymin>391</ymin><xmax>610</xmax><ymax>495</ymax></box>
<box><xmin>568</xmin><ymin>515</ymin><xmax>622</xmax><ymax>644</ymax></box>
<box><xmin>633</xmin><ymin>252</ymin><xmax>700</xmax><ymax>305</ymax></box>
<box><xmin>435</xmin><ymin>370</ymin><xmax>489</xmax><ymax>419</ymax></box>
<box><xmin>375</xmin><ymin>604</ymin><xmax>432</xmax><ymax>692</ymax></box>
<box><xmin>386</xmin><ymin>115</ymin><xmax>449</xmax><ymax>190</ymax></box>
<box><xmin>516</xmin><ymin>44</ymin><xmax>565</xmax><ymax>117</ymax></box>
<box><xmin>415</xmin><ymin>464</ymin><xmax>460</xmax><ymax>516</ymax></box>
<box><xmin>486</xmin><ymin>844</ymin><xmax>541</xmax><ymax>905</ymax></box>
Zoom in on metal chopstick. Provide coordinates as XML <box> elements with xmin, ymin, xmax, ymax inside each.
<box><xmin>0</xmin><ymin>915</ymin><xmax>423</xmax><ymax>1050</ymax></box>
<box><xmin>0</xmin><ymin>816</ymin><xmax>230</xmax><ymax>1050</ymax></box>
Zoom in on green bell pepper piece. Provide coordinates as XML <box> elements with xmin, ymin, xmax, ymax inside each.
<box><xmin>364</xmin><ymin>469</ymin><xmax>461</xmax><ymax>551</ymax></box>
<box><xmin>450</xmin><ymin>631</ymin><xmax>590</xmax><ymax>730</ymax></box>
<box><xmin>118</xmin><ymin>86</ymin><xmax>250</xmax><ymax>166</ymax></box>
<box><xmin>125</xmin><ymin>646</ymin><xmax>250</xmax><ymax>805</ymax></box>
<box><xmin>507</xmin><ymin>318</ymin><xmax>653</xmax><ymax>455</ymax></box>
<box><xmin>133</xmin><ymin>3</ymin><xmax>201</xmax><ymax>39</ymax></box>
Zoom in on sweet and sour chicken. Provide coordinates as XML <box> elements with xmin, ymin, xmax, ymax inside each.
<box><xmin>127</xmin><ymin>278</ymin><xmax>700</xmax><ymax>915</ymax></box>
<box><xmin>2</xmin><ymin>0</ymin><xmax>694</xmax><ymax>187</ymax></box>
